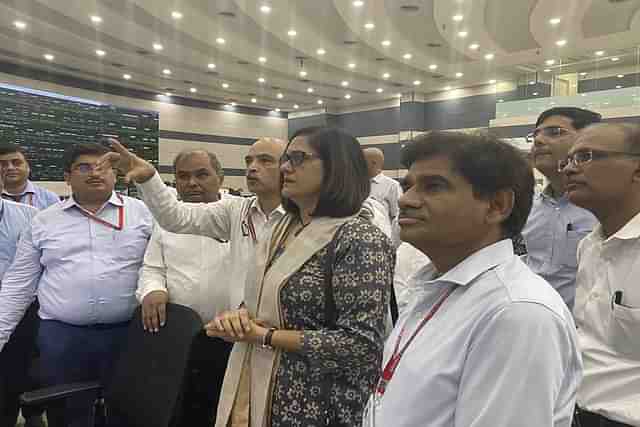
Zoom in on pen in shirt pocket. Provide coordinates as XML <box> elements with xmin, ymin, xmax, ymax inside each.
<box><xmin>611</xmin><ymin>290</ymin><xmax>624</xmax><ymax>310</ymax></box>
<box><xmin>566</xmin><ymin>223</ymin><xmax>573</xmax><ymax>232</ymax></box>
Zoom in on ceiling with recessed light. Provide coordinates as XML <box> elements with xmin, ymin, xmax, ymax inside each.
<box><xmin>0</xmin><ymin>0</ymin><xmax>639</xmax><ymax>112</ymax></box>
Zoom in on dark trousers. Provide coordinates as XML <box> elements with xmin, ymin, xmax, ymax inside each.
<box><xmin>179</xmin><ymin>332</ymin><xmax>233</xmax><ymax>427</ymax></box>
<box><xmin>574</xmin><ymin>407</ymin><xmax>634</xmax><ymax>427</ymax></box>
<box><xmin>0</xmin><ymin>301</ymin><xmax>40</xmax><ymax>427</ymax></box>
<box><xmin>36</xmin><ymin>319</ymin><xmax>129</xmax><ymax>427</ymax></box>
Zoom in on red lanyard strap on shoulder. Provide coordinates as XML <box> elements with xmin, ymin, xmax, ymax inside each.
<box><xmin>76</xmin><ymin>194</ymin><xmax>124</xmax><ymax>231</ymax></box>
<box><xmin>376</xmin><ymin>286</ymin><xmax>455</xmax><ymax>396</ymax></box>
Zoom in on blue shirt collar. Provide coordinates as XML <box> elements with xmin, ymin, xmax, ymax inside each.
<box><xmin>415</xmin><ymin>239</ymin><xmax>514</xmax><ymax>287</ymax></box>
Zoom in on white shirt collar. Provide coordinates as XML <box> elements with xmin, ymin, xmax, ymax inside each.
<box><xmin>413</xmin><ymin>239</ymin><xmax>514</xmax><ymax>288</ymax></box>
<box><xmin>61</xmin><ymin>191</ymin><xmax>124</xmax><ymax>210</ymax></box>
<box><xmin>593</xmin><ymin>210</ymin><xmax>640</xmax><ymax>243</ymax></box>
<box><xmin>249</xmin><ymin>196</ymin><xmax>285</xmax><ymax>219</ymax></box>
<box><xmin>2</xmin><ymin>180</ymin><xmax>35</xmax><ymax>197</ymax></box>
<box><xmin>371</xmin><ymin>172</ymin><xmax>385</xmax><ymax>183</ymax></box>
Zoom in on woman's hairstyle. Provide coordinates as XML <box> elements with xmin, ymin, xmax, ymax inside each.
<box><xmin>283</xmin><ymin>127</ymin><xmax>370</xmax><ymax>218</ymax></box>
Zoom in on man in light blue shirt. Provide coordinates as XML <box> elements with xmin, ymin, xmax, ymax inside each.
<box><xmin>363</xmin><ymin>131</ymin><xmax>581</xmax><ymax>427</ymax></box>
<box><xmin>0</xmin><ymin>142</ymin><xmax>60</xmax><ymax>210</ymax></box>
<box><xmin>522</xmin><ymin>107</ymin><xmax>600</xmax><ymax>309</ymax></box>
<box><xmin>0</xmin><ymin>162</ymin><xmax>38</xmax><ymax>426</ymax></box>
<box><xmin>0</xmin><ymin>143</ymin><xmax>152</xmax><ymax>427</ymax></box>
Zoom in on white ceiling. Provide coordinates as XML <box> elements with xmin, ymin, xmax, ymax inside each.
<box><xmin>0</xmin><ymin>0</ymin><xmax>639</xmax><ymax>112</ymax></box>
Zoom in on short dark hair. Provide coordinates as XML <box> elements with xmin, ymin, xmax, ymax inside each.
<box><xmin>173</xmin><ymin>149</ymin><xmax>224</xmax><ymax>179</ymax></box>
<box><xmin>0</xmin><ymin>142</ymin><xmax>27</xmax><ymax>159</ymax></box>
<box><xmin>283</xmin><ymin>128</ymin><xmax>370</xmax><ymax>218</ymax></box>
<box><xmin>401</xmin><ymin>131</ymin><xmax>534</xmax><ymax>238</ymax></box>
<box><xmin>63</xmin><ymin>143</ymin><xmax>110</xmax><ymax>172</ymax></box>
<box><xmin>535</xmin><ymin>107</ymin><xmax>602</xmax><ymax>130</ymax></box>
<box><xmin>289</xmin><ymin>126</ymin><xmax>325</xmax><ymax>142</ymax></box>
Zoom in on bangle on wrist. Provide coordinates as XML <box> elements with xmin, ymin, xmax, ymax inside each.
<box><xmin>261</xmin><ymin>327</ymin><xmax>277</xmax><ymax>350</ymax></box>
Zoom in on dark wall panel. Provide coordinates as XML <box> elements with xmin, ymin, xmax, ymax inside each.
<box><xmin>363</xmin><ymin>143</ymin><xmax>403</xmax><ymax>170</ymax></box>
<box><xmin>422</xmin><ymin>94</ymin><xmax>497</xmax><ymax>131</ymax></box>
<box><xmin>288</xmin><ymin>114</ymin><xmax>329</xmax><ymax>139</ymax></box>
<box><xmin>329</xmin><ymin>107</ymin><xmax>400</xmax><ymax>137</ymax></box>
<box><xmin>400</xmin><ymin>102</ymin><xmax>425</xmax><ymax>131</ymax></box>
<box><xmin>578</xmin><ymin>73</ymin><xmax>640</xmax><ymax>93</ymax></box>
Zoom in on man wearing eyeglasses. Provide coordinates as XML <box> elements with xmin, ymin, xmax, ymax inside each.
<box><xmin>521</xmin><ymin>107</ymin><xmax>600</xmax><ymax>309</ymax></box>
<box><xmin>561</xmin><ymin>123</ymin><xmax>640</xmax><ymax>427</ymax></box>
<box><xmin>0</xmin><ymin>142</ymin><xmax>152</xmax><ymax>427</ymax></box>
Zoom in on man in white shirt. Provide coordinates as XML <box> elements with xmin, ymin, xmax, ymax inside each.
<box><xmin>137</xmin><ymin>149</ymin><xmax>232</xmax><ymax>426</ymax></box>
<box><xmin>364</xmin><ymin>131</ymin><xmax>581</xmax><ymax>427</ymax></box>
<box><xmin>363</xmin><ymin>147</ymin><xmax>403</xmax><ymax>224</ymax></box>
<box><xmin>561</xmin><ymin>123</ymin><xmax>640</xmax><ymax>427</ymax></box>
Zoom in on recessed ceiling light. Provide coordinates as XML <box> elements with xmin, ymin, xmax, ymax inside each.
<box><xmin>251</xmin><ymin>98</ymin><xmax>257</xmax><ymax>103</ymax></box>
<box><xmin>307</xmin><ymin>87</ymin><xmax>314</xmax><ymax>93</ymax></box>
<box><xmin>171</xmin><ymin>11</ymin><xmax>183</xmax><ymax>19</ymax></box>
<box><xmin>216</xmin><ymin>37</ymin><xmax>226</xmax><ymax>45</ymax></box>
<box><xmin>288</xmin><ymin>29</ymin><xmax>297</xmax><ymax>37</ymax></box>
<box><xmin>429</xmin><ymin>64</ymin><xmax>438</xmax><ymax>70</ymax></box>
<box><xmin>208</xmin><ymin>63</ymin><xmax>216</xmax><ymax>69</ymax></box>
<box><xmin>413</xmin><ymin>80</ymin><xmax>421</xmax><ymax>86</ymax></box>
<box><xmin>317</xmin><ymin>99</ymin><xmax>323</xmax><ymax>105</ymax></box>
<box><xmin>316</xmin><ymin>48</ymin><xmax>326</xmax><ymax>55</ymax></box>
<box><xmin>533</xmin><ymin>92</ymin><xmax>539</xmax><ymax>96</ymax></box>
<box><xmin>545</xmin><ymin>59</ymin><xmax>556</xmax><ymax>66</ymax></box>
<box><xmin>95</xmin><ymin>49</ymin><xmax>106</xmax><ymax>57</ymax></box>
<box><xmin>162</xmin><ymin>68</ymin><xmax>171</xmax><ymax>75</ymax></box>
<box><xmin>231</xmin><ymin>102</ymin><xmax>237</xmax><ymax>106</ymax></box>
<box><xmin>353</xmin><ymin>1</ymin><xmax>364</xmax><ymax>6</ymax></box>
<box><xmin>489</xmin><ymin>79</ymin><xmax>497</xmax><ymax>84</ymax></box>
<box><xmin>43</xmin><ymin>54</ymin><xmax>54</xmax><ymax>61</ymax></box>
<box><xmin>348</xmin><ymin>62</ymin><xmax>356</xmax><ymax>68</ymax></box>
<box><xmin>556</xmin><ymin>39</ymin><xmax>567</xmax><ymax>47</ymax></box>
<box><xmin>293</xmin><ymin>104</ymin><xmax>299</xmax><ymax>109</ymax></box>
<box><xmin>376</xmin><ymin>87</ymin><xmax>384</xmax><ymax>93</ymax></box>
<box><xmin>595</xmin><ymin>50</ymin><xmax>605</xmax><ymax>56</ymax></box>
<box><xmin>484</xmin><ymin>53</ymin><xmax>495</xmax><ymax>60</ymax></box>
<box><xmin>90</xmin><ymin>15</ymin><xmax>103</xmax><ymax>24</ymax></box>
<box><xmin>529</xmin><ymin>81</ymin><xmax>536</xmax><ymax>85</ymax></box>
<box><xmin>260</xmin><ymin>5</ymin><xmax>271</xmax><ymax>14</ymax></box>
<box><xmin>341</xmin><ymin>81</ymin><xmax>349</xmax><ymax>87</ymax></box>
<box><xmin>455</xmin><ymin>72</ymin><xmax>464</xmax><ymax>78</ymax></box>
<box><xmin>579</xmin><ymin>72</ymin><xmax>588</xmax><ymax>76</ymax></box>
<box><xmin>299</xmin><ymin>70</ymin><xmax>308</xmax><ymax>77</ymax></box>
<box><xmin>618</xmin><ymin>74</ymin><xmax>624</xmax><ymax>78</ymax></box>
<box><xmin>222</xmin><ymin>83</ymin><xmax>229</xmax><ymax>88</ymax></box>
<box><xmin>611</xmin><ymin>57</ymin><xmax>620</xmax><ymax>62</ymax></box>
<box><xmin>165</xmin><ymin>92</ymin><xmax>172</xmax><ymax>97</ymax></box>
<box><xmin>444</xmin><ymin>86</ymin><xmax>452</xmax><ymax>91</ymax></box>
<box><xmin>549</xmin><ymin>18</ymin><xmax>561</xmax><ymax>25</ymax></box>
<box><xmin>381</xmin><ymin>40</ymin><xmax>391</xmax><ymax>47</ymax></box>
<box><xmin>457</xmin><ymin>31</ymin><xmax>468</xmax><ymax>38</ymax></box>
<box><xmin>453</xmin><ymin>14</ymin><xmax>463</xmax><ymax>22</ymax></box>
<box><xmin>403</xmin><ymin>53</ymin><xmax>413</xmax><ymax>60</ymax></box>
<box><xmin>14</xmin><ymin>20</ymin><xmax>26</xmax><ymax>30</ymax></box>
<box><xmin>544</xmin><ymin>68</ymin><xmax>551</xmax><ymax>72</ymax></box>
<box><xmin>123</xmin><ymin>73</ymin><xmax>131</xmax><ymax>80</ymax></box>
<box><xmin>190</xmin><ymin>87</ymin><xmax>197</xmax><ymax>93</ymax></box>
<box><xmin>364</xmin><ymin>22</ymin><xmax>375</xmax><ymax>30</ymax></box>
<box><xmin>616</xmin><ymin>85</ymin><xmax>623</xmax><ymax>89</ymax></box>
<box><xmin>153</xmin><ymin>43</ymin><xmax>163</xmax><ymax>51</ymax></box>
<box><xmin>382</xmin><ymin>72</ymin><xmax>390</xmax><ymax>79</ymax></box>
<box><xmin>277</xmin><ymin>93</ymin><xmax>284</xmax><ymax>99</ymax></box>
<box><xmin>469</xmin><ymin>43</ymin><xmax>479</xmax><ymax>50</ymax></box>
<box><xmin>345</xmin><ymin>94</ymin><xmax>352</xmax><ymax>99</ymax></box>
<box><xmin>258</xmin><ymin>77</ymin><xmax>266</xmax><ymax>83</ymax></box>
<box><xmin>258</xmin><ymin>56</ymin><xmax>267</xmax><ymax>63</ymax></box>
<box><xmin>498</xmin><ymin>99</ymin><xmax>504</xmax><ymax>103</ymax></box>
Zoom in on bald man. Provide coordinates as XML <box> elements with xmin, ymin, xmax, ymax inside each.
<box><xmin>363</xmin><ymin>147</ymin><xmax>403</xmax><ymax>224</ymax></box>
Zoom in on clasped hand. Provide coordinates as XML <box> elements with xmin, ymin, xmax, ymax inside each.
<box><xmin>205</xmin><ymin>308</ymin><xmax>269</xmax><ymax>344</ymax></box>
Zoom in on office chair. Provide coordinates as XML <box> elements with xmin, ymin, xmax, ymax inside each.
<box><xmin>20</xmin><ymin>303</ymin><xmax>203</xmax><ymax>427</ymax></box>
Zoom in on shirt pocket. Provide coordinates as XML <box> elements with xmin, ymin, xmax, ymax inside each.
<box><xmin>558</xmin><ymin>230</ymin><xmax>589</xmax><ymax>267</ymax></box>
<box><xmin>610</xmin><ymin>302</ymin><xmax>640</xmax><ymax>360</ymax></box>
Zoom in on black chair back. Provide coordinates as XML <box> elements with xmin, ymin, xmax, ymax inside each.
<box><xmin>104</xmin><ymin>303</ymin><xmax>203</xmax><ymax>427</ymax></box>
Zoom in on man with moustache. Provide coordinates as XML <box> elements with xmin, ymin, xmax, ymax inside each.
<box><xmin>0</xmin><ymin>143</ymin><xmax>153</xmax><ymax>427</ymax></box>
<box><xmin>0</xmin><ymin>142</ymin><xmax>59</xmax><ymax>210</ymax></box>
<box><xmin>561</xmin><ymin>123</ymin><xmax>640</xmax><ymax>427</ymax></box>
<box><xmin>137</xmin><ymin>149</ymin><xmax>232</xmax><ymax>426</ymax></box>
<box><xmin>522</xmin><ymin>107</ymin><xmax>600</xmax><ymax>309</ymax></box>
<box><xmin>363</xmin><ymin>131</ymin><xmax>581</xmax><ymax>427</ymax></box>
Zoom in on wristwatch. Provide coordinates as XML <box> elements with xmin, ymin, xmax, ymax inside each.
<box><xmin>261</xmin><ymin>327</ymin><xmax>277</xmax><ymax>350</ymax></box>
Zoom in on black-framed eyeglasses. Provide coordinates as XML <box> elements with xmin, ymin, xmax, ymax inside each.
<box><xmin>526</xmin><ymin>126</ymin><xmax>573</xmax><ymax>143</ymax></box>
<box><xmin>279</xmin><ymin>150</ymin><xmax>320</xmax><ymax>168</ymax></box>
<box><xmin>71</xmin><ymin>163</ymin><xmax>113</xmax><ymax>174</ymax></box>
<box><xmin>558</xmin><ymin>149</ymin><xmax>640</xmax><ymax>172</ymax></box>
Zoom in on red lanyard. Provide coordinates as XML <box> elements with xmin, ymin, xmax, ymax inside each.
<box><xmin>76</xmin><ymin>195</ymin><xmax>124</xmax><ymax>231</ymax></box>
<box><xmin>376</xmin><ymin>286</ymin><xmax>455</xmax><ymax>397</ymax></box>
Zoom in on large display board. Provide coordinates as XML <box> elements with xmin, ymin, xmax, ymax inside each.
<box><xmin>0</xmin><ymin>83</ymin><xmax>158</xmax><ymax>183</ymax></box>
